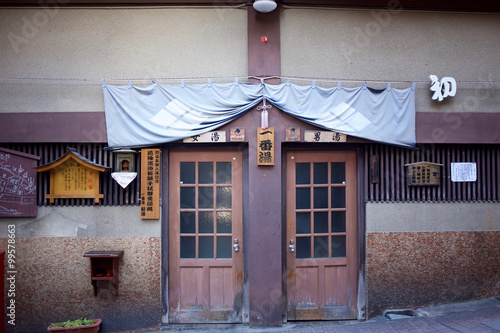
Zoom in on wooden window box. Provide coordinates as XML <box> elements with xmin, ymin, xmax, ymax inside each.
<box><xmin>83</xmin><ymin>251</ymin><xmax>124</xmax><ymax>296</ymax></box>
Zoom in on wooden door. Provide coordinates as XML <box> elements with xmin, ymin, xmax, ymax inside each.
<box><xmin>168</xmin><ymin>150</ymin><xmax>243</xmax><ymax>323</ymax></box>
<box><xmin>286</xmin><ymin>151</ymin><xmax>358</xmax><ymax>320</ymax></box>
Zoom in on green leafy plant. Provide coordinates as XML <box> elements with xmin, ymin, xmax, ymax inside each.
<box><xmin>49</xmin><ymin>318</ymin><xmax>95</xmax><ymax>328</ymax></box>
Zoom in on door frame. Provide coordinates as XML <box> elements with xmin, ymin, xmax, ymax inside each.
<box><xmin>161</xmin><ymin>145</ymin><xmax>249</xmax><ymax>325</ymax></box>
<box><xmin>281</xmin><ymin>145</ymin><xmax>366</xmax><ymax>322</ymax></box>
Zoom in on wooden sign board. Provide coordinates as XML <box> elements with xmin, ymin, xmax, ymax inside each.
<box><xmin>183</xmin><ymin>131</ymin><xmax>226</xmax><ymax>143</ymax></box>
<box><xmin>36</xmin><ymin>148</ymin><xmax>108</xmax><ymax>204</ymax></box>
<box><xmin>406</xmin><ymin>162</ymin><xmax>442</xmax><ymax>186</ymax></box>
<box><xmin>257</xmin><ymin>127</ymin><xmax>274</xmax><ymax>166</ymax></box>
<box><xmin>230</xmin><ymin>128</ymin><xmax>245</xmax><ymax>142</ymax></box>
<box><xmin>304</xmin><ymin>130</ymin><xmax>347</xmax><ymax>142</ymax></box>
<box><xmin>286</xmin><ymin>128</ymin><xmax>301</xmax><ymax>142</ymax></box>
<box><xmin>0</xmin><ymin>148</ymin><xmax>40</xmax><ymax>217</ymax></box>
<box><xmin>141</xmin><ymin>148</ymin><xmax>161</xmax><ymax>219</ymax></box>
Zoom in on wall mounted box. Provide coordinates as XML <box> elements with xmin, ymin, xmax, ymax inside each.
<box><xmin>83</xmin><ymin>250</ymin><xmax>124</xmax><ymax>296</ymax></box>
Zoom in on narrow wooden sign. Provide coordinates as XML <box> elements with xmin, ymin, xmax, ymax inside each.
<box><xmin>257</xmin><ymin>127</ymin><xmax>274</xmax><ymax>166</ymax></box>
<box><xmin>183</xmin><ymin>131</ymin><xmax>226</xmax><ymax>143</ymax></box>
<box><xmin>304</xmin><ymin>130</ymin><xmax>347</xmax><ymax>142</ymax></box>
<box><xmin>141</xmin><ymin>148</ymin><xmax>161</xmax><ymax>219</ymax></box>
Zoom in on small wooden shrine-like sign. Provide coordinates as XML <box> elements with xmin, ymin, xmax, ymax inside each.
<box><xmin>183</xmin><ymin>131</ymin><xmax>226</xmax><ymax>143</ymax></box>
<box><xmin>257</xmin><ymin>127</ymin><xmax>274</xmax><ymax>166</ymax></box>
<box><xmin>406</xmin><ymin>161</ymin><xmax>442</xmax><ymax>186</ymax></box>
<box><xmin>36</xmin><ymin>148</ymin><xmax>109</xmax><ymax>203</ymax></box>
<box><xmin>304</xmin><ymin>130</ymin><xmax>347</xmax><ymax>143</ymax></box>
<box><xmin>140</xmin><ymin>148</ymin><xmax>160</xmax><ymax>219</ymax></box>
<box><xmin>0</xmin><ymin>147</ymin><xmax>40</xmax><ymax>217</ymax></box>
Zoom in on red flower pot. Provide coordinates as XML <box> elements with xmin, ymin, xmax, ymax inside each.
<box><xmin>47</xmin><ymin>319</ymin><xmax>101</xmax><ymax>333</ymax></box>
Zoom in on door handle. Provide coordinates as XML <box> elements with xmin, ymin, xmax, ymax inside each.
<box><xmin>233</xmin><ymin>238</ymin><xmax>240</xmax><ymax>252</ymax></box>
<box><xmin>288</xmin><ymin>239</ymin><xmax>295</xmax><ymax>253</ymax></box>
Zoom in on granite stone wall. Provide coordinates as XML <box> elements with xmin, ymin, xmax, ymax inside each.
<box><xmin>366</xmin><ymin>231</ymin><xmax>500</xmax><ymax>318</ymax></box>
<box><xmin>1</xmin><ymin>237</ymin><xmax>161</xmax><ymax>333</ymax></box>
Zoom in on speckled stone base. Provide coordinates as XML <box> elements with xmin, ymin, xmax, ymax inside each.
<box><xmin>366</xmin><ymin>231</ymin><xmax>500</xmax><ymax>318</ymax></box>
<box><xmin>1</xmin><ymin>237</ymin><xmax>161</xmax><ymax>333</ymax></box>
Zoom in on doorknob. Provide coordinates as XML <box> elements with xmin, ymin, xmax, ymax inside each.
<box><xmin>288</xmin><ymin>239</ymin><xmax>295</xmax><ymax>253</ymax></box>
<box><xmin>233</xmin><ymin>238</ymin><xmax>240</xmax><ymax>252</ymax></box>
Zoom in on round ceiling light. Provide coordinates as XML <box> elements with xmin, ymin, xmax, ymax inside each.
<box><xmin>253</xmin><ymin>0</ymin><xmax>277</xmax><ymax>13</ymax></box>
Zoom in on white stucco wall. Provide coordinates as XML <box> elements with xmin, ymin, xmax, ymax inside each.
<box><xmin>281</xmin><ymin>8</ymin><xmax>500</xmax><ymax>113</ymax></box>
<box><xmin>0</xmin><ymin>7</ymin><xmax>248</xmax><ymax>113</ymax></box>
<box><xmin>0</xmin><ymin>206</ymin><xmax>160</xmax><ymax>237</ymax></box>
<box><xmin>366</xmin><ymin>202</ymin><xmax>500</xmax><ymax>232</ymax></box>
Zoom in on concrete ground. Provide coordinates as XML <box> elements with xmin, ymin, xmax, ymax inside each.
<box><xmin>148</xmin><ymin>297</ymin><xmax>500</xmax><ymax>333</ymax></box>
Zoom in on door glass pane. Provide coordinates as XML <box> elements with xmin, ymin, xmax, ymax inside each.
<box><xmin>198</xmin><ymin>162</ymin><xmax>213</xmax><ymax>184</ymax></box>
<box><xmin>332</xmin><ymin>235</ymin><xmax>346</xmax><ymax>257</ymax></box>
<box><xmin>296</xmin><ymin>188</ymin><xmax>310</xmax><ymax>209</ymax></box>
<box><xmin>296</xmin><ymin>212</ymin><xmax>311</xmax><ymax>234</ymax></box>
<box><xmin>198</xmin><ymin>187</ymin><xmax>214</xmax><ymax>209</ymax></box>
<box><xmin>313</xmin><ymin>162</ymin><xmax>328</xmax><ymax>184</ymax></box>
<box><xmin>331</xmin><ymin>187</ymin><xmax>346</xmax><ymax>208</ymax></box>
<box><xmin>199</xmin><ymin>236</ymin><xmax>214</xmax><ymax>258</ymax></box>
<box><xmin>331</xmin><ymin>211</ymin><xmax>346</xmax><ymax>232</ymax></box>
<box><xmin>216</xmin><ymin>162</ymin><xmax>232</xmax><ymax>184</ymax></box>
<box><xmin>216</xmin><ymin>236</ymin><xmax>232</xmax><ymax>259</ymax></box>
<box><xmin>296</xmin><ymin>237</ymin><xmax>311</xmax><ymax>259</ymax></box>
<box><xmin>180</xmin><ymin>236</ymin><xmax>195</xmax><ymax>258</ymax></box>
<box><xmin>199</xmin><ymin>211</ymin><xmax>214</xmax><ymax>233</ymax></box>
<box><xmin>296</xmin><ymin>163</ymin><xmax>310</xmax><ymax>185</ymax></box>
<box><xmin>180</xmin><ymin>212</ymin><xmax>195</xmax><ymax>233</ymax></box>
<box><xmin>314</xmin><ymin>236</ymin><xmax>328</xmax><ymax>258</ymax></box>
<box><xmin>216</xmin><ymin>187</ymin><xmax>232</xmax><ymax>209</ymax></box>
<box><xmin>314</xmin><ymin>212</ymin><xmax>328</xmax><ymax>233</ymax></box>
<box><xmin>217</xmin><ymin>212</ymin><xmax>232</xmax><ymax>233</ymax></box>
<box><xmin>314</xmin><ymin>187</ymin><xmax>328</xmax><ymax>209</ymax></box>
<box><xmin>180</xmin><ymin>187</ymin><xmax>195</xmax><ymax>208</ymax></box>
<box><xmin>180</xmin><ymin>162</ymin><xmax>195</xmax><ymax>184</ymax></box>
<box><xmin>331</xmin><ymin>162</ymin><xmax>346</xmax><ymax>184</ymax></box>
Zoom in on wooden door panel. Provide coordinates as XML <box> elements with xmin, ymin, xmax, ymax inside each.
<box><xmin>286</xmin><ymin>151</ymin><xmax>357</xmax><ymax>321</ymax></box>
<box><xmin>169</xmin><ymin>150</ymin><xmax>243</xmax><ymax>323</ymax></box>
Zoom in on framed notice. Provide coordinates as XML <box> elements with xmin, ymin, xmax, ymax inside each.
<box><xmin>141</xmin><ymin>148</ymin><xmax>161</xmax><ymax>219</ymax></box>
<box><xmin>451</xmin><ymin>162</ymin><xmax>477</xmax><ymax>182</ymax></box>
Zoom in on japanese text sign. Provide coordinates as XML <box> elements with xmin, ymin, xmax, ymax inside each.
<box><xmin>141</xmin><ymin>148</ymin><xmax>161</xmax><ymax>219</ymax></box>
<box><xmin>257</xmin><ymin>127</ymin><xmax>274</xmax><ymax>166</ymax></box>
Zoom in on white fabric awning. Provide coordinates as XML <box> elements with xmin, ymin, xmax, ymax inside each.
<box><xmin>102</xmin><ymin>80</ymin><xmax>415</xmax><ymax>148</ymax></box>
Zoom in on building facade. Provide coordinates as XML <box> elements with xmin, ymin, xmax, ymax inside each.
<box><xmin>0</xmin><ymin>1</ymin><xmax>499</xmax><ymax>332</ymax></box>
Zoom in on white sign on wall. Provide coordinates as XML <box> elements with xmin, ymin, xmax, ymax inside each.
<box><xmin>451</xmin><ymin>162</ymin><xmax>477</xmax><ymax>182</ymax></box>
<box><xmin>429</xmin><ymin>75</ymin><xmax>457</xmax><ymax>102</ymax></box>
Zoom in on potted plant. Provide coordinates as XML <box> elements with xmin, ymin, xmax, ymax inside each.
<box><xmin>47</xmin><ymin>318</ymin><xmax>101</xmax><ymax>333</ymax></box>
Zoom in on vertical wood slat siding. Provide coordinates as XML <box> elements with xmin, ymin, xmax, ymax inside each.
<box><xmin>0</xmin><ymin>143</ymin><xmax>140</xmax><ymax>206</ymax></box>
<box><xmin>365</xmin><ymin>144</ymin><xmax>500</xmax><ymax>203</ymax></box>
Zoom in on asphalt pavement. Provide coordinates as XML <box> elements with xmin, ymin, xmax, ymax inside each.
<box><xmin>147</xmin><ymin>297</ymin><xmax>500</xmax><ymax>333</ymax></box>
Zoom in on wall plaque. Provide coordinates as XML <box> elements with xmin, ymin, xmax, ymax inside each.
<box><xmin>304</xmin><ymin>130</ymin><xmax>347</xmax><ymax>142</ymax></box>
<box><xmin>0</xmin><ymin>148</ymin><xmax>40</xmax><ymax>217</ymax></box>
<box><xmin>286</xmin><ymin>128</ymin><xmax>301</xmax><ymax>142</ymax></box>
<box><xmin>257</xmin><ymin>127</ymin><xmax>274</xmax><ymax>166</ymax></box>
<box><xmin>406</xmin><ymin>162</ymin><xmax>442</xmax><ymax>186</ymax></box>
<box><xmin>141</xmin><ymin>148</ymin><xmax>160</xmax><ymax>219</ymax></box>
<box><xmin>230</xmin><ymin>128</ymin><xmax>245</xmax><ymax>142</ymax></box>
<box><xmin>36</xmin><ymin>148</ymin><xmax>109</xmax><ymax>203</ymax></box>
<box><xmin>183</xmin><ymin>131</ymin><xmax>226</xmax><ymax>143</ymax></box>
